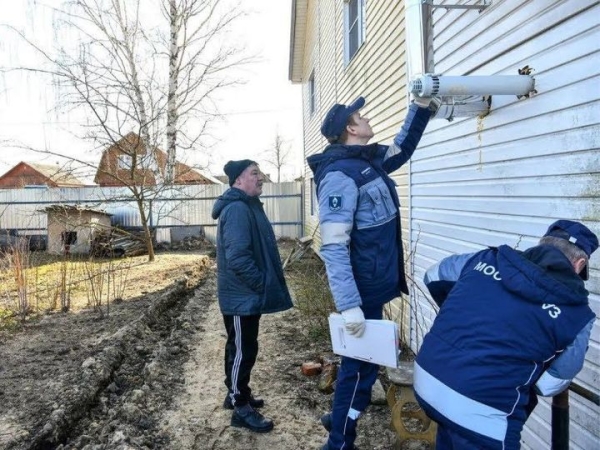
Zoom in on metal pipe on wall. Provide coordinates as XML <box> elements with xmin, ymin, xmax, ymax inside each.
<box><xmin>552</xmin><ymin>390</ymin><xmax>569</xmax><ymax>450</ymax></box>
<box><xmin>405</xmin><ymin>0</ymin><xmax>435</xmax><ymax>77</ymax></box>
<box><xmin>410</xmin><ymin>75</ymin><xmax>535</xmax><ymax>97</ymax></box>
<box><xmin>405</xmin><ymin>0</ymin><xmax>492</xmax><ymax>120</ymax></box>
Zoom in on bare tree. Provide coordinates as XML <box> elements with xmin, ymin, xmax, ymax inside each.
<box><xmin>263</xmin><ymin>131</ymin><xmax>293</xmax><ymax>183</ymax></box>
<box><xmin>163</xmin><ymin>0</ymin><xmax>246</xmax><ymax>183</ymax></box>
<box><xmin>2</xmin><ymin>0</ymin><xmax>249</xmax><ymax>261</ymax></box>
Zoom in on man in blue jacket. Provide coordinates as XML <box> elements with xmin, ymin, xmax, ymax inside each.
<box><xmin>308</xmin><ymin>95</ymin><xmax>434</xmax><ymax>450</ymax></box>
<box><xmin>415</xmin><ymin>219</ymin><xmax>598</xmax><ymax>449</ymax></box>
<box><xmin>211</xmin><ymin>159</ymin><xmax>293</xmax><ymax>433</ymax></box>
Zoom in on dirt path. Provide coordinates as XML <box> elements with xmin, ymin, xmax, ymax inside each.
<box><xmin>0</xmin><ymin>252</ymin><xmax>398</xmax><ymax>450</ymax></box>
<box><xmin>158</xmin><ymin>267</ymin><xmax>398</xmax><ymax>450</ymax></box>
<box><xmin>159</xmin><ymin>275</ymin><xmax>329</xmax><ymax>450</ymax></box>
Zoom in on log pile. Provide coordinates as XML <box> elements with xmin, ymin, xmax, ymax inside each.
<box><xmin>91</xmin><ymin>229</ymin><xmax>147</xmax><ymax>257</ymax></box>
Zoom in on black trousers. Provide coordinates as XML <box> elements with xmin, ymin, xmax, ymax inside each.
<box><xmin>223</xmin><ymin>314</ymin><xmax>261</xmax><ymax>407</ymax></box>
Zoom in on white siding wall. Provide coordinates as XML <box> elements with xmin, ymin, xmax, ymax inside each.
<box><xmin>410</xmin><ymin>1</ymin><xmax>600</xmax><ymax>448</ymax></box>
<box><xmin>301</xmin><ymin>0</ymin><xmax>410</xmax><ymax>243</ymax></box>
<box><xmin>294</xmin><ymin>0</ymin><xmax>599</xmax><ymax>446</ymax></box>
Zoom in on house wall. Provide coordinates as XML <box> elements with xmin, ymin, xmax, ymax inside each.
<box><xmin>295</xmin><ymin>0</ymin><xmax>599</xmax><ymax>448</ymax></box>
<box><xmin>95</xmin><ymin>146</ymin><xmax>157</xmax><ymax>187</ymax></box>
<box><xmin>407</xmin><ymin>1</ymin><xmax>600</xmax><ymax>448</ymax></box>
<box><xmin>299</xmin><ymin>0</ymin><xmax>417</xmax><ymax>342</ymax></box>
<box><xmin>95</xmin><ymin>134</ymin><xmax>214</xmax><ymax>187</ymax></box>
<box><xmin>47</xmin><ymin>211</ymin><xmax>111</xmax><ymax>255</ymax></box>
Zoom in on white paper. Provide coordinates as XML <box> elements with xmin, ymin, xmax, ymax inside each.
<box><xmin>328</xmin><ymin>313</ymin><xmax>399</xmax><ymax>368</ymax></box>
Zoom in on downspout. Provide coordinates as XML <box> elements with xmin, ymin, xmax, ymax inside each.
<box><xmin>289</xmin><ymin>0</ymin><xmax>297</xmax><ymax>81</ymax></box>
<box><xmin>405</xmin><ymin>0</ymin><xmax>434</xmax><ymax>79</ymax></box>
<box><xmin>404</xmin><ymin>0</ymin><xmax>435</xmax><ymax>351</ymax></box>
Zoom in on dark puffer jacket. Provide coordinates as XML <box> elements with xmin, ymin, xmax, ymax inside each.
<box><xmin>211</xmin><ymin>187</ymin><xmax>293</xmax><ymax>315</ymax></box>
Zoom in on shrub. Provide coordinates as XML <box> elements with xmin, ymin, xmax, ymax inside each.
<box><xmin>284</xmin><ymin>249</ymin><xmax>335</xmax><ymax>344</ymax></box>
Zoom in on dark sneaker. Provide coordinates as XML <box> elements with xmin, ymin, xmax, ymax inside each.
<box><xmin>223</xmin><ymin>393</ymin><xmax>265</xmax><ymax>410</ymax></box>
<box><xmin>231</xmin><ymin>405</ymin><xmax>273</xmax><ymax>433</ymax></box>
<box><xmin>320</xmin><ymin>413</ymin><xmax>332</xmax><ymax>432</ymax></box>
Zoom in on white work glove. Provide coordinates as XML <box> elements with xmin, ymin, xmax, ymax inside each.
<box><xmin>341</xmin><ymin>306</ymin><xmax>366</xmax><ymax>338</ymax></box>
<box><xmin>412</xmin><ymin>94</ymin><xmax>432</xmax><ymax>109</ymax></box>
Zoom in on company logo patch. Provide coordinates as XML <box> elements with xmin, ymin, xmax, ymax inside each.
<box><xmin>328</xmin><ymin>194</ymin><xmax>343</xmax><ymax>211</ymax></box>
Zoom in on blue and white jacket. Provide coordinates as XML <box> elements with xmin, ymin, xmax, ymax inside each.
<box><xmin>415</xmin><ymin>244</ymin><xmax>595</xmax><ymax>444</ymax></box>
<box><xmin>212</xmin><ymin>188</ymin><xmax>293</xmax><ymax>316</ymax></box>
<box><xmin>307</xmin><ymin>103</ymin><xmax>431</xmax><ymax>312</ymax></box>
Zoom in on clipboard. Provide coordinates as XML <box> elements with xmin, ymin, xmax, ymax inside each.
<box><xmin>328</xmin><ymin>313</ymin><xmax>399</xmax><ymax>368</ymax></box>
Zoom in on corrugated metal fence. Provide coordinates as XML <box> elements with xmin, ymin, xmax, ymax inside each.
<box><xmin>0</xmin><ymin>182</ymin><xmax>303</xmax><ymax>243</ymax></box>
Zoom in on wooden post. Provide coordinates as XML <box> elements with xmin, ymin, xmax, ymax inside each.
<box><xmin>551</xmin><ymin>389</ymin><xmax>569</xmax><ymax>449</ymax></box>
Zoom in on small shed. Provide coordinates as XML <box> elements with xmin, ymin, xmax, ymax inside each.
<box><xmin>45</xmin><ymin>205</ymin><xmax>112</xmax><ymax>255</ymax></box>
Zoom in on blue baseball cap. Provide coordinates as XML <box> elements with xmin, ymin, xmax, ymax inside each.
<box><xmin>544</xmin><ymin>219</ymin><xmax>598</xmax><ymax>280</ymax></box>
<box><xmin>320</xmin><ymin>96</ymin><xmax>365</xmax><ymax>143</ymax></box>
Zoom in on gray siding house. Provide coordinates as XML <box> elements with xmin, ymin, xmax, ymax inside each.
<box><xmin>290</xmin><ymin>0</ymin><xmax>600</xmax><ymax>448</ymax></box>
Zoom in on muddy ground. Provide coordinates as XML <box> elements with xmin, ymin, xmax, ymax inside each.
<box><xmin>0</xmin><ymin>247</ymin><xmax>424</xmax><ymax>450</ymax></box>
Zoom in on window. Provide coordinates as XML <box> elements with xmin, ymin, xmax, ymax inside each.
<box><xmin>118</xmin><ymin>154</ymin><xmax>132</xmax><ymax>169</ymax></box>
<box><xmin>309</xmin><ymin>71</ymin><xmax>316</xmax><ymax>115</ymax></box>
<box><xmin>344</xmin><ymin>0</ymin><xmax>366</xmax><ymax>64</ymax></box>
<box><xmin>61</xmin><ymin>231</ymin><xmax>77</xmax><ymax>255</ymax></box>
<box><xmin>61</xmin><ymin>231</ymin><xmax>77</xmax><ymax>246</ymax></box>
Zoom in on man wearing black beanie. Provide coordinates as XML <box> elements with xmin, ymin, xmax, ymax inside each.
<box><xmin>211</xmin><ymin>160</ymin><xmax>293</xmax><ymax>433</ymax></box>
<box><xmin>223</xmin><ymin>159</ymin><xmax>256</xmax><ymax>187</ymax></box>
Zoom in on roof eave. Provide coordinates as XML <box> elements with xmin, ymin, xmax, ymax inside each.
<box><xmin>288</xmin><ymin>0</ymin><xmax>307</xmax><ymax>84</ymax></box>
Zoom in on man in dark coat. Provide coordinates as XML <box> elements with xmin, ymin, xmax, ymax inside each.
<box><xmin>415</xmin><ymin>219</ymin><xmax>598</xmax><ymax>449</ymax></box>
<box><xmin>211</xmin><ymin>159</ymin><xmax>293</xmax><ymax>433</ymax></box>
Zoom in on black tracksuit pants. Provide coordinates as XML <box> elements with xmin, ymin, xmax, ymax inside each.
<box><xmin>223</xmin><ymin>314</ymin><xmax>261</xmax><ymax>407</ymax></box>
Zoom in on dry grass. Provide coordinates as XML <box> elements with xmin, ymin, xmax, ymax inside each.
<box><xmin>1</xmin><ymin>253</ymin><xmax>131</xmax><ymax>298</ymax></box>
<box><xmin>283</xmin><ymin>246</ymin><xmax>335</xmax><ymax>343</ymax></box>
<box><xmin>0</xmin><ymin>249</ymin><xmax>208</xmax><ymax>330</ymax></box>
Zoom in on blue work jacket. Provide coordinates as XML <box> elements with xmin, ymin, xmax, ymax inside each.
<box><xmin>415</xmin><ymin>245</ymin><xmax>595</xmax><ymax>444</ymax></box>
<box><xmin>307</xmin><ymin>103</ymin><xmax>431</xmax><ymax>311</ymax></box>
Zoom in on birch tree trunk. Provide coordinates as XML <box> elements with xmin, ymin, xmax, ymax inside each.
<box><xmin>166</xmin><ymin>0</ymin><xmax>179</xmax><ymax>185</ymax></box>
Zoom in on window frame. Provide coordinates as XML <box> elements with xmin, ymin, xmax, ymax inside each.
<box><xmin>344</xmin><ymin>0</ymin><xmax>366</xmax><ymax>65</ymax></box>
<box><xmin>118</xmin><ymin>154</ymin><xmax>133</xmax><ymax>170</ymax></box>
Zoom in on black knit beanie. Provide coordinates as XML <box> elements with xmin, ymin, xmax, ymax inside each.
<box><xmin>223</xmin><ymin>159</ymin><xmax>257</xmax><ymax>186</ymax></box>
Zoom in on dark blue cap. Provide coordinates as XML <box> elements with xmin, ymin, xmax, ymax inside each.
<box><xmin>223</xmin><ymin>159</ymin><xmax>257</xmax><ymax>186</ymax></box>
<box><xmin>544</xmin><ymin>220</ymin><xmax>598</xmax><ymax>280</ymax></box>
<box><xmin>544</xmin><ymin>220</ymin><xmax>598</xmax><ymax>257</ymax></box>
<box><xmin>320</xmin><ymin>97</ymin><xmax>365</xmax><ymax>143</ymax></box>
